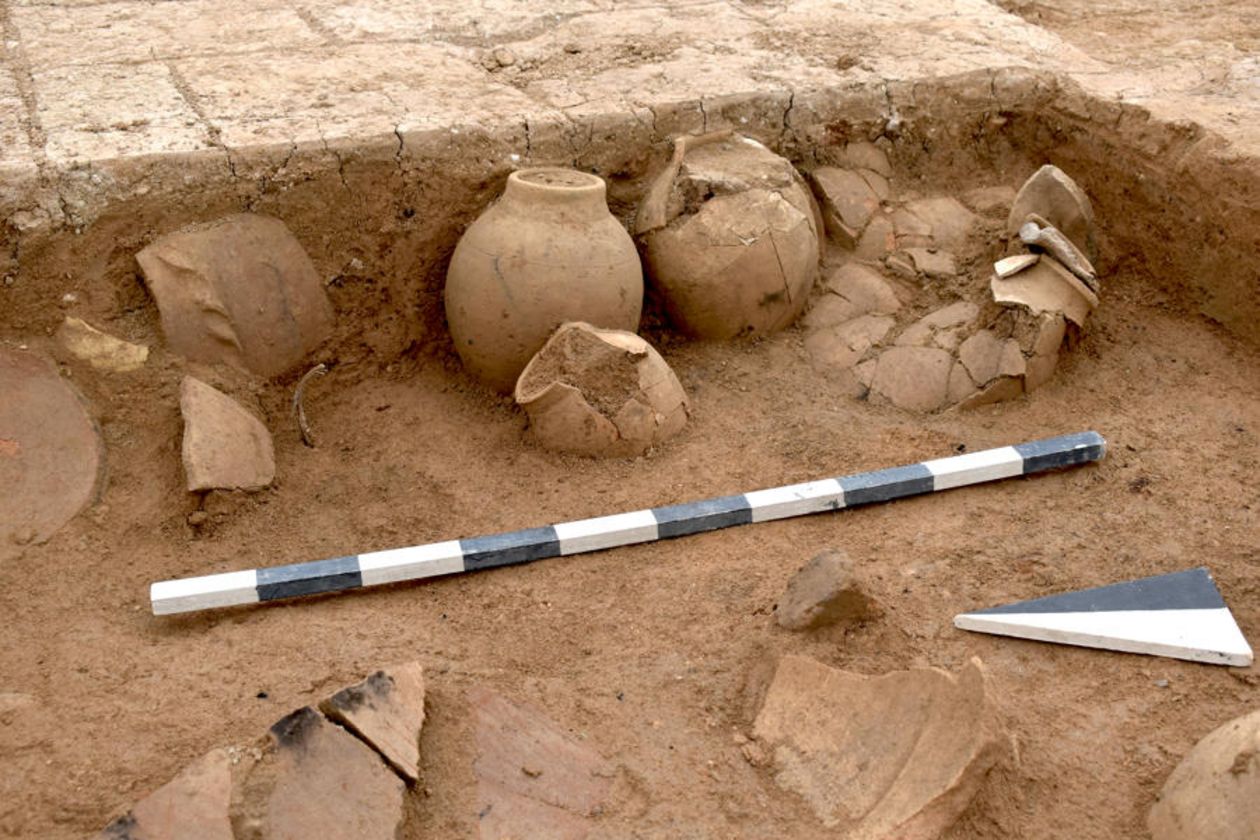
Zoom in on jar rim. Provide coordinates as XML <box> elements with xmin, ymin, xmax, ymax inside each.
<box><xmin>510</xmin><ymin>167</ymin><xmax>604</xmax><ymax>191</ymax></box>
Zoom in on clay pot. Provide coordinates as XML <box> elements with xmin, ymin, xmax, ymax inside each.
<box><xmin>445</xmin><ymin>168</ymin><xmax>644</xmax><ymax>392</ymax></box>
<box><xmin>637</xmin><ymin>134</ymin><xmax>820</xmax><ymax>339</ymax></box>
<box><xmin>514</xmin><ymin>322</ymin><xmax>689</xmax><ymax>458</ymax></box>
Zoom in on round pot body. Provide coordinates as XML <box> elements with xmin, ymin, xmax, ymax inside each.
<box><xmin>639</xmin><ymin>136</ymin><xmax>820</xmax><ymax>340</ymax></box>
<box><xmin>445</xmin><ymin>168</ymin><xmax>644</xmax><ymax>391</ymax></box>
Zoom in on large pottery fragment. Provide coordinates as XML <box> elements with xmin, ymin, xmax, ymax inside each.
<box><xmin>753</xmin><ymin>655</ymin><xmax>1007</xmax><ymax>839</ymax></box>
<box><xmin>471</xmin><ymin>687</ymin><xmax>613</xmax><ymax>840</ymax></box>
<box><xmin>137</xmin><ymin>213</ymin><xmax>333</xmax><ymax>377</ymax></box>
<box><xmin>0</xmin><ymin>348</ymin><xmax>103</xmax><ymax>556</ymax></box>
<box><xmin>179</xmin><ymin>377</ymin><xmax>275</xmax><ymax>492</ymax></box>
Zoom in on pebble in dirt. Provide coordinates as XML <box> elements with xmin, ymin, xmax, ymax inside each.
<box><xmin>954</xmin><ymin>567</ymin><xmax>1253</xmax><ymax>666</ymax></box>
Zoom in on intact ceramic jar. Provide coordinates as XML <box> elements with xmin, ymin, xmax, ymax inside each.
<box><xmin>444</xmin><ymin>168</ymin><xmax>644</xmax><ymax>392</ymax></box>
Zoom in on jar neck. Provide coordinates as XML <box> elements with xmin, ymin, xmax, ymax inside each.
<box><xmin>500</xmin><ymin>168</ymin><xmax>609</xmax><ymax>218</ymax></box>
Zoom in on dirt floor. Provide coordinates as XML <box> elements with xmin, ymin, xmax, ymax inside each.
<box><xmin>3</xmin><ymin>3</ymin><xmax>1260</xmax><ymax>840</ymax></box>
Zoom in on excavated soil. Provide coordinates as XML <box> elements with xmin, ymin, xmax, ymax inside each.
<box><xmin>2</xmin><ymin>66</ymin><xmax>1260</xmax><ymax>840</ymax></box>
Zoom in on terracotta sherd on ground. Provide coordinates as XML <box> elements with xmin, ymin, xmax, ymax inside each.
<box><xmin>639</xmin><ymin>133</ymin><xmax>820</xmax><ymax>339</ymax></box>
<box><xmin>136</xmin><ymin>213</ymin><xmax>334</xmax><ymax>378</ymax></box>
<box><xmin>178</xmin><ymin>377</ymin><xmax>275</xmax><ymax>492</ymax></box>
<box><xmin>318</xmin><ymin>662</ymin><xmax>426</xmax><ymax>783</ymax></box>
<box><xmin>515</xmin><ymin>321</ymin><xmax>689</xmax><ymax>457</ymax></box>
<box><xmin>97</xmin><ymin>749</ymin><xmax>234</xmax><ymax>840</ymax></box>
<box><xmin>471</xmin><ymin>686</ymin><xmax>613</xmax><ymax>840</ymax></box>
<box><xmin>1148</xmin><ymin>708</ymin><xmax>1260</xmax><ymax>840</ymax></box>
<box><xmin>753</xmin><ymin>655</ymin><xmax>1008</xmax><ymax>839</ymax></box>
<box><xmin>0</xmin><ymin>348</ymin><xmax>104</xmax><ymax>556</ymax></box>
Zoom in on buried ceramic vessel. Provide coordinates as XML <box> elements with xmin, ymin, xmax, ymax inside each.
<box><xmin>514</xmin><ymin>321</ymin><xmax>689</xmax><ymax>458</ymax></box>
<box><xmin>445</xmin><ymin>168</ymin><xmax>644</xmax><ymax>392</ymax></box>
<box><xmin>637</xmin><ymin>133</ymin><xmax>821</xmax><ymax>340</ymax></box>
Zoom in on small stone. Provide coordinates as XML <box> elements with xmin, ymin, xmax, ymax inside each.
<box><xmin>904</xmin><ymin>247</ymin><xmax>956</xmax><ymax>279</ymax></box>
<box><xmin>902</xmin><ymin>196</ymin><xmax>979</xmax><ymax>250</ymax></box>
<box><xmin>59</xmin><ymin>292</ymin><xmax>78</xmax><ymax>307</ymax></box>
<box><xmin>1154</xmin><ymin>678</ymin><xmax>1171</xmax><ymax>689</ymax></box>
<box><xmin>187</xmin><ymin>510</ymin><xmax>208</xmax><ymax>527</ymax></box>
<box><xmin>492</xmin><ymin>46</ymin><xmax>517</xmax><ymax>67</ymax></box>
<box><xmin>136</xmin><ymin>213</ymin><xmax>334</xmax><ymax>377</ymax></box>
<box><xmin>1007</xmin><ymin>164</ymin><xmax>1096</xmax><ymax>260</ymax></box>
<box><xmin>962</xmin><ymin>185</ymin><xmax>1018</xmax><ymax>216</ymax></box>
<box><xmin>869</xmin><ymin>346</ymin><xmax>954</xmax><ymax>412</ymax></box>
<box><xmin>753</xmin><ymin>656</ymin><xmax>1008</xmax><ymax>835</ymax></box>
<box><xmin>179</xmin><ymin>377</ymin><xmax>275</xmax><ymax>492</ymax></box>
<box><xmin>563</xmin><ymin>42</ymin><xmax>582</xmax><ymax>54</ymax></box>
<box><xmin>319</xmin><ymin>662</ymin><xmax>426</xmax><ymax>783</ymax></box>
<box><xmin>824</xmin><ymin>263</ymin><xmax>901</xmax><ymax>314</ymax></box>
<box><xmin>58</xmin><ymin>317</ymin><xmax>149</xmax><ymax>373</ymax></box>
<box><xmin>777</xmin><ymin>549</ymin><xmax>877</xmax><ymax>631</ymax></box>
<box><xmin>994</xmin><ymin>253</ymin><xmax>1039</xmax><ymax>278</ymax></box>
<box><xmin>809</xmin><ymin>168</ymin><xmax>880</xmax><ymax>247</ymax></box>
<box><xmin>805</xmin><ymin>315</ymin><xmax>895</xmax><ymax>369</ymax></box>
<box><xmin>97</xmin><ymin>749</ymin><xmax>233</xmax><ymax>840</ymax></box>
<box><xmin>1148</xmin><ymin>708</ymin><xmax>1260</xmax><ymax>840</ymax></box>
<box><xmin>234</xmin><ymin>708</ymin><xmax>405</xmax><ymax>840</ymax></box>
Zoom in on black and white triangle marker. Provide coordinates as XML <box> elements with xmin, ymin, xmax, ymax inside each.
<box><xmin>955</xmin><ymin>568</ymin><xmax>1253</xmax><ymax>666</ymax></box>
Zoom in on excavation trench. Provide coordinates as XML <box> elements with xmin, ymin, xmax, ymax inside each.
<box><xmin>1</xmin><ymin>69</ymin><xmax>1259</xmax><ymax>840</ymax></box>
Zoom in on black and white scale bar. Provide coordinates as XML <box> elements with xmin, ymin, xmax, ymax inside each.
<box><xmin>151</xmin><ymin>430</ymin><xmax>1105</xmax><ymax>615</ymax></box>
<box><xmin>955</xmin><ymin>567</ymin><xmax>1253</xmax><ymax>666</ymax></box>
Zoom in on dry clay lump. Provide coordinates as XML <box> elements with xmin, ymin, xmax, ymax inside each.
<box><xmin>1148</xmin><ymin>708</ymin><xmax>1260</xmax><ymax>840</ymax></box>
<box><xmin>515</xmin><ymin>322</ymin><xmax>689</xmax><ymax>458</ymax></box>
<box><xmin>99</xmin><ymin>663</ymin><xmax>426</xmax><ymax>840</ymax></box>
<box><xmin>777</xmin><ymin>549</ymin><xmax>878</xmax><ymax>631</ymax></box>
<box><xmin>446</xmin><ymin>168</ymin><xmax>643</xmax><ymax>392</ymax></box>
<box><xmin>638</xmin><ymin>132</ymin><xmax>820</xmax><ymax>339</ymax></box>
<box><xmin>179</xmin><ymin>377</ymin><xmax>275</xmax><ymax>492</ymax></box>
<box><xmin>0</xmin><ymin>348</ymin><xmax>103</xmax><ymax>557</ymax></box>
<box><xmin>753</xmin><ymin>655</ymin><xmax>1008</xmax><ymax>839</ymax></box>
<box><xmin>137</xmin><ymin>213</ymin><xmax>334</xmax><ymax>378</ymax></box>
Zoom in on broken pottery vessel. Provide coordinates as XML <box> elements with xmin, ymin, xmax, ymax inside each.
<box><xmin>637</xmin><ymin>133</ymin><xmax>820</xmax><ymax>339</ymax></box>
<box><xmin>136</xmin><ymin>213</ymin><xmax>334</xmax><ymax>378</ymax></box>
<box><xmin>753</xmin><ymin>655</ymin><xmax>1008</xmax><ymax>839</ymax></box>
<box><xmin>515</xmin><ymin>322</ymin><xmax>689</xmax><ymax>458</ymax></box>
<box><xmin>445</xmin><ymin>167</ymin><xmax>643</xmax><ymax>392</ymax></box>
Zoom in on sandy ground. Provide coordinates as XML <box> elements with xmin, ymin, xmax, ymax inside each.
<box><xmin>2</xmin><ymin>2</ymin><xmax>1260</xmax><ymax>839</ymax></box>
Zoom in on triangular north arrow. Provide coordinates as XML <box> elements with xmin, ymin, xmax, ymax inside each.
<box><xmin>955</xmin><ymin>568</ymin><xmax>1253</xmax><ymax>666</ymax></box>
